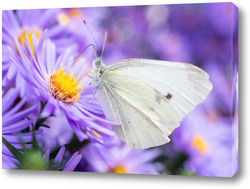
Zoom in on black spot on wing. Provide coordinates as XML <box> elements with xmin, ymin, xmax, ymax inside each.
<box><xmin>166</xmin><ymin>93</ymin><xmax>172</xmax><ymax>100</ymax></box>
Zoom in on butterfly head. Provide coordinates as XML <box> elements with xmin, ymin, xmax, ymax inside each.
<box><xmin>93</xmin><ymin>56</ymin><xmax>103</xmax><ymax>66</ymax></box>
<box><xmin>92</xmin><ymin>56</ymin><xmax>106</xmax><ymax>75</ymax></box>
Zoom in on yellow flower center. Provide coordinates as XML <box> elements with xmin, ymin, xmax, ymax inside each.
<box><xmin>109</xmin><ymin>164</ymin><xmax>127</xmax><ymax>174</ymax></box>
<box><xmin>18</xmin><ymin>28</ymin><xmax>42</xmax><ymax>57</ymax></box>
<box><xmin>68</xmin><ymin>9</ymin><xmax>82</xmax><ymax>17</ymax></box>
<box><xmin>57</xmin><ymin>12</ymin><xmax>70</xmax><ymax>25</ymax></box>
<box><xmin>48</xmin><ymin>65</ymin><xmax>83</xmax><ymax>103</ymax></box>
<box><xmin>57</xmin><ymin>9</ymin><xmax>82</xmax><ymax>25</ymax></box>
<box><xmin>191</xmin><ymin>135</ymin><xmax>208</xmax><ymax>154</ymax></box>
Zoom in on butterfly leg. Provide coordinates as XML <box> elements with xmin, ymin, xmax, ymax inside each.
<box><xmin>85</xmin><ymin>72</ymin><xmax>92</xmax><ymax>78</ymax></box>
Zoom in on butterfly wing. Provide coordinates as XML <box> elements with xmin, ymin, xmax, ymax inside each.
<box><xmin>96</xmin><ymin>70</ymin><xmax>181</xmax><ymax>149</ymax></box>
<box><xmin>96</xmin><ymin>58</ymin><xmax>213</xmax><ymax>149</ymax></box>
<box><xmin>106</xmin><ymin>58</ymin><xmax>213</xmax><ymax>120</ymax></box>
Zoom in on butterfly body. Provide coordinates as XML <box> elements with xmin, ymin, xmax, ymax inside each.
<box><xmin>91</xmin><ymin>57</ymin><xmax>106</xmax><ymax>89</ymax></box>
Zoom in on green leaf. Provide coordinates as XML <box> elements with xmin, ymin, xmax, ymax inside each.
<box><xmin>46</xmin><ymin>158</ymin><xmax>66</xmax><ymax>171</ymax></box>
<box><xmin>17</xmin><ymin>134</ymin><xmax>27</xmax><ymax>151</ymax></box>
<box><xmin>65</xmin><ymin>134</ymin><xmax>89</xmax><ymax>152</ymax></box>
<box><xmin>31</xmin><ymin>130</ymin><xmax>38</xmax><ymax>150</ymax></box>
<box><xmin>25</xmin><ymin>116</ymin><xmax>31</xmax><ymax>120</ymax></box>
<box><xmin>177</xmin><ymin>168</ymin><xmax>196</xmax><ymax>176</ymax></box>
<box><xmin>34</xmin><ymin>101</ymin><xmax>48</xmax><ymax>130</ymax></box>
<box><xmin>168</xmin><ymin>152</ymin><xmax>189</xmax><ymax>175</ymax></box>
<box><xmin>50</xmin><ymin>165</ymin><xmax>67</xmax><ymax>171</ymax></box>
<box><xmin>2</xmin><ymin>137</ymin><xmax>25</xmax><ymax>162</ymax></box>
<box><xmin>38</xmin><ymin>124</ymin><xmax>50</xmax><ymax>129</ymax></box>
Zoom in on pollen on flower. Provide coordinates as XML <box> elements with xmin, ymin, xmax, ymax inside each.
<box><xmin>191</xmin><ymin>135</ymin><xmax>208</xmax><ymax>154</ymax></box>
<box><xmin>109</xmin><ymin>164</ymin><xmax>127</xmax><ymax>173</ymax></box>
<box><xmin>92</xmin><ymin>130</ymin><xmax>100</xmax><ymax>137</ymax></box>
<box><xmin>48</xmin><ymin>65</ymin><xmax>83</xmax><ymax>103</ymax></box>
<box><xmin>18</xmin><ymin>28</ymin><xmax>42</xmax><ymax>57</ymax></box>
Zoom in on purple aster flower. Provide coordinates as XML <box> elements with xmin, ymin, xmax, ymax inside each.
<box><xmin>171</xmin><ymin>105</ymin><xmax>235</xmax><ymax>177</ymax></box>
<box><xmin>80</xmin><ymin>140</ymin><xmax>160</xmax><ymax>174</ymax></box>
<box><xmin>9</xmin><ymin>30</ymin><xmax>115</xmax><ymax>143</ymax></box>
<box><xmin>169</xmin><ymin>55</ymin><xmax>238</xmax><ymax>177</ymax></box>
<box><xmin>2</xmin><ymin>88</ymin><xmax>42</xmax><ymax>169</ymax></box>
<box><xmin>2</xmin><ymin>9</ymin><xmax>75</xmax><ymax>91</ymax></box>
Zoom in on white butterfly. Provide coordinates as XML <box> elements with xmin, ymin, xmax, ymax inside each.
<box><xmin>91</xmin><ymin>56</ymin><xmax>213</xmax><ymax>149</ymax></box>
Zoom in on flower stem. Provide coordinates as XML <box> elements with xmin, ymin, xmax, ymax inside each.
<box><xmin>34</xmin><ymin>101</ymin><xmax>47</xmax><ymax>130</ymax></box>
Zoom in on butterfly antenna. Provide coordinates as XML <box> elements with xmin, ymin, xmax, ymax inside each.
<box><xmin>83</xmin><ymin>19</ymin><xmax>99</xmax><ymax>57</ymax></box>
<box><xmin>64</xmin><ymin>44</ymin><xmax>96</xmax><ymax>64</ymax></box>
<box><xmin>101</xmin><ymin>31</ymin><xmax>108</xmax><ymax>58</ymax></box>
<box><xmin>76</xmin><ymin>44</ymin><xmax>96</xmax><ymax>60</ymax></box>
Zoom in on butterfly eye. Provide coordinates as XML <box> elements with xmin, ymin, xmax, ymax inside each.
<box><xmin>99</xmin><ymin>70</ymin><xmax>103</xmax><ymax>75</ymax></box>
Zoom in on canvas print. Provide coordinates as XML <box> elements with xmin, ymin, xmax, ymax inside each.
<box><xmin>2</xmin><ymin>2</ymin><xmax>238</xmax><ymax>177</ymax></box>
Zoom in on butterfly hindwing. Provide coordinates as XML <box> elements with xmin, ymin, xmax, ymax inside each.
<box><xmin>97</xmin><ymin>70</ymin><xmax>181</xmax><ymax>148</ymax></box>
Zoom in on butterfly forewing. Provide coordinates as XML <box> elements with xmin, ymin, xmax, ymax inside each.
<box><xmin>106</xmin><ymin>58</ymin><xmax>213</xmax><ymax>120</ymax></box>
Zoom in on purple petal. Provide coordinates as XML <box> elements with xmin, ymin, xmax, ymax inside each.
<box><xmin>63</xmin><ymin>152</ymin><xmax>82</xmax><ymax>171</ymax></box>
<box><xmin>68</xmin><ymin>119</ymin><xmax>88</xmax><ymax>142</ymax></box>
<box><xmin>3</xmin><ymin>130</ymin><xmax>43</xmax><ymax>143</ymax></box>
<box><xmin>6</xmin><ymin>64</ymin><xmax>17</xmax><ymax>81</ymax></box>
<box><xmin>3</xmin><ymin>105</ymin><xmax>36</xmax><ymax>126</ymax></box>
<box><xmin>2</xmin><ymin>119</ymin><xmax>32</xmax><ymax>134</ymax></box>
<box><xmin>43</xmin><ymin>149</ymin><xmax>50</xmax><ymax>162</ymax></box>
<box><xmin>40</xmin><ymin>96</ymin><xmax>58</xmax><ymax>118</ymax></box>
<box><xmin>2</xmin><ymin>88</ymin><xmax>19</xmax><ymax>114</ymax></box>
<box><xmin>53</xmin><ymin>146</ymin><xmax>65</xmax><ymax>167</ymax></box>
<box><xmin>3</xmin><ymin>98</ymin><xmax>26</xmax><ymax>119</ymax></box>
<box><xmin>45</xmin><ymin>39</ymin><xmax>56</xmax><ymax>73</ymax></box>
